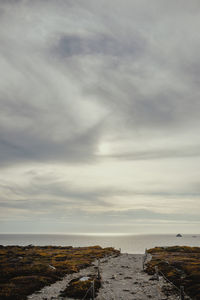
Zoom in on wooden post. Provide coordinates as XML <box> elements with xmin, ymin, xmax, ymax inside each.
<box><xmin>92</xmin><ymin>280</ymin><xmax>95</xmax><ymax>300</ymax></box>
<box><xmin>97</xmin><ymin>266</ymin><xmax>101</xmax><ymax>280</ymax></box>
<box><xmin>142</xmin><ymin>255</ymin><xmax>146</xmax><ymax>270</ymax></box>
<box><xmin>97</xmin><ymin>258</ymin><xmax>100</xmax><ymax>280</ymax></box>
<box><xmin>155</xmin><ymin>266</ymin><xmax>159</xmax><ymax>281</ymax></box>
<box><xmin>180</xmin><ymin>286</ymin><xmax>185</xmax><ymax>300</ymax></box>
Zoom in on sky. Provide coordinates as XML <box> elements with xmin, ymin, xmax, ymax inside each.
<box><xmin>0</xmin><ymin>0</ymin><xmax>200</xmax><ymax>234</ymax></box>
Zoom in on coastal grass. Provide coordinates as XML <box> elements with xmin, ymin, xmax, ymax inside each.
<box><xmin>60</xmin><ymin>275</ymin><xmax>101</xmax><ymax>299</ymax></box>
<box><xmin>0</xmin><ymin>245</ymin><xmax>119</xmax><ymax>300</ymax></box>
<box><xmin>146</xmin><ymin>246</ymin><xmax>200</xmax><ymax>300</ymax></box>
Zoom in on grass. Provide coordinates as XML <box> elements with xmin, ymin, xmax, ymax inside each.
<box><xmin>60</xmin><ymin>275</ymin><xmax>101</xmax><ymax>299</ymax></box>
<box><xmin>146</xmin><ymin>246</ymin><xmax>200</xmax><ymax>300</ymax></box>
<box><xmin>0</xmin><ymin>245</ymin><xmax>119</xmax><ymax>300</ymax></box>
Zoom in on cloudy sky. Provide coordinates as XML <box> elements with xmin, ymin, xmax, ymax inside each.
<box><xmin>0</xmin><ymin>0</ymin><xmax>200</xmax><ymax>234</ymax></box>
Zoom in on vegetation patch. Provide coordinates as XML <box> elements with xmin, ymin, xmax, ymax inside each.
<box><xmin>0</xmin><ymin>245</ymin><xmax>119</xmax><ymax>300</ymax></box>
<box><xmin>60</xmin><ymin>275</ymin><xmax>101</xmax><ymax>299</ymax></box>
<box><xmin>146</xmin><ymin>246</ymin><xmax>200</xmax><ymax>300</ymax></box>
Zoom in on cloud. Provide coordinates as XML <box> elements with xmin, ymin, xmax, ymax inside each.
<box><xmin>0</xmin><ymin>0</ymin><xmax>200</xmax><ymax>233</ymax></box>
<box><xmin>1</xmin><ymin>172</ymin><xmax>200</xmax><ymax>216</ymax></box>
<box><xmin>0</xmin><ymin>0</ymin><xmax>109</xmax><ymax>167</ymax></box>
<box><xmin>1</xmin><ymin>0</ymin><xmax>200</xmax><ymax>167</ymax></box>
<box><xmin>0</xmin><ymin>119</ymin><xmax>104</xmax><ymax>166</ymax></box>
<box><xmin>105</xmin><ymin>144</ymin><xmax>200</xmax><ymax>161</ymax></box>
<box><xmin>54</xmin><ymin>32</ymin><xmax>146</xmax><ymax>58</ymax></box>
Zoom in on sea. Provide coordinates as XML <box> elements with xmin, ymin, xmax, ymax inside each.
<box><xmin>0</xmin><ymin>234</ymin><xmax>200</xmax><ymax>254</ymax></box>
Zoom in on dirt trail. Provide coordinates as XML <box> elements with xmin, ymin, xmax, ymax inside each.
<box><xmin>96</xmin><ymin>254</ymin><xmax>179</xmax><ymax>300</ymax></box>
<box><xmin>28</xmin><ymin>253</ymin><xmax>180</xmax><ymax>300</ymax></box>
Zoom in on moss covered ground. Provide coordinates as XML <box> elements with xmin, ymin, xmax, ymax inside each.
<box><xmin>0</xmin><ymin>245</ymin><xmax>119</xmax><ymax>300</ymax></box>
<box><xmin>60</xmin><ymin>274</ymin><xmax>101</xmax><ymax>299</ymax></box>
<box><xmin>146</xmin><ymin>246</ymin><xmax>200</xmax><ymax>300</ymax></box>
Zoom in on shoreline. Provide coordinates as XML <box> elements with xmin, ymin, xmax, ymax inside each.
<box><xmin>1</xmin><ymin>233</ymin><xmax>199</xmax><ymax>255</ymax></box>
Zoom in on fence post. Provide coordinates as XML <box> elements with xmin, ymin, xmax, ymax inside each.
<box><xmin>92</xmin><ymin>280</ymin><xmax>95</xmax><ymax>300</ymax></box>
<box><xmin>142</xmin><ymin>256</ymin><xmax>145</xmax><ymax>270</ymax></box>
<box><xmin>180</xmin><ymin>286</ymin><xmax>184</xmax><ymax>300</ymax></box>
<box><xmin>97</xmin><ymin>266</ymin><xmax>101</xmax><ymax>280</ymax></box>
<box><xmin>155</xmin><ymin>266</ymin><xmax>159</xmax><ymax>281</ymax></box>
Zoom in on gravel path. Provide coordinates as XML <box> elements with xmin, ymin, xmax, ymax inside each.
<box><xmin>96</xmin><ymin>254</ymin><xmax>179</xmax><ymax>300</ymax></box>
<box><xmin>28</xmin><ymin>254</ymin><xmax>181</xmax><ymax>300</ymax></box>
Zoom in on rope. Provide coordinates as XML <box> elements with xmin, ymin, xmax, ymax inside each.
<box><xmin>143</xmin><ymin>250</ymin><xmax>191</xmax><ymax>300</ymax></box>
<box><xmin>158</xmin><ymin>270</ymin><xmax>181</xmax><ymax>292</ymax></box>
<box><xmin>81</xmin><ymin>285</ymin><xmax>92</xmax><ymax>300</ymax></box>
<box><xmin>157</xmin><ymin>269</ymin><xmax>191</xmax><ymax>299</ymax></box>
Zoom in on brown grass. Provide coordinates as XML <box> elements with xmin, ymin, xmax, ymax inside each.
<box><xmin>146</xmin><ymin>246</ymin><xmax>200</xmax><ymax>300</ymax></box>
<box><xmin>0</xmin><ymin>245</ymin><xmax>119</xmax><ymax>300</ymax></box>
<box><xmin>60</xmin><ymin>274</ymin><xmax>101</xmax><ymax>299</ymax></box>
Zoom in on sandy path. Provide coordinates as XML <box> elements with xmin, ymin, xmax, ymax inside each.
<box><xmin>96</xmin><ymin>254</ymin><xmax>179</xmax><ymax>300</ymax></box>
<box><xmin>28</xmin><ymin>254</ymin><xmax>180</xmax><ymax>300</ymax></box>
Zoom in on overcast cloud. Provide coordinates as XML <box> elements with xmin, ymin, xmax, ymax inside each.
<box><xmin>0</xmin><ymin>0</ymin><xmax>200</xmax><ymax>234</ymax></box>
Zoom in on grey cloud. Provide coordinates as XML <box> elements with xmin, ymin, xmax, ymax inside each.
<box><xmin>55</xmin><ymin>33</ymin><xmax>146</xmax><ymax>58</ymax></box>
<box><xmin>1</xmin><ymin>176</ymin><xmax>200</xmax><ymax>211</ymax></box>
<box><xmin>0</xmin><ymin>125</ymin><xmax>101</xmax><ymax>166</ymax></box>
<box><xmin>106</xmin><ymin>144</ymin><xmax>200</xmax><ymax>161</ymax></box>
<box><xmin>84</xmin><ymin>61</ymin><xmax>200</xmax><ymax>133</ymax></box>
<box><xmin>0</xmin><ymin>177</ymin><xmax>113</xmax><ymax>207</ymax></box>
<box><xmin>1</xmin><ymin>198</ymin><xmax>199</xmax><ymax>224</ymax></box>
<box><xmin>89</xmin><ymin>209</ymin><xmax>200</xmax><ymax>223</ymax></box>
<box><xmin>0</xmin><ymin>92</ymin><xmax>105</xmax><ymax>166</ymax></box>
<box><xmin>0</xmin><ymin>199</ymin><xmax>59</xmax><ymax>210</ymax></box>
<box><xmin>1</xmin><ymin>0</ymin><xmax>200</xmax><ymax>168</ymax></box>
<box><xmin>0</xmin><ymin>0</ymin><xmax>200</xmax><ymax>233</ymax></box>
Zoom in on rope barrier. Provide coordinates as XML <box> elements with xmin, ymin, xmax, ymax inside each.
<box><xmin>144</xmin><ymin>250</ymin><xmax>191</xmax><ymax>300</ymax></box>
<box><xmin>158</xmin><ymin>270</ymin><xmax>180</xmax><ymax>292</ymax></box>
<box><xmin>156</xmin><ymin>268</ymin><xmax>191</xmax><ymax>299</ymax></box>
<box><xmin>81</xmin><ymin>283</ymin><xmax>93</xmax><ymax>300</ymax></box>
<box><xmin>82</xmin><ymin>251</ymin><xmax>191</xmax><ymax>300</ymax></box>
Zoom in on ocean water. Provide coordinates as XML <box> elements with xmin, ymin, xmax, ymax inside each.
<box><xmin>0</xmin><ymin>234</ymin><xmax>199</xmax><ymax>254</ymax></box>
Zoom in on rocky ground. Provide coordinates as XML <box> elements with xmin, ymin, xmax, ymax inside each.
<box><xmin>28</xmin><ymin>253</ymin><xmax>181</xmax><ymax>300</ymax></box>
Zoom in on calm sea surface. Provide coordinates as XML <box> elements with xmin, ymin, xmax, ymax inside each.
<box><xmin>0</xmin><ymin>234</ymin><xmax>199</xmax><ymax>254</ymax></box>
